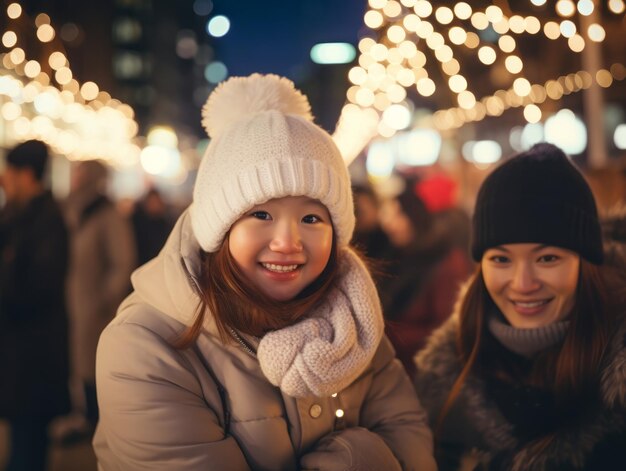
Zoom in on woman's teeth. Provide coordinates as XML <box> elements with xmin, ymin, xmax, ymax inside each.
<box><xmin>513</xmin><ymin>300</ymin><xmax>549</xmax><ymax>308</ymax></box>
<box><xmin>262</xmin><ymin>263</ymin><xmax>299</xmax><ymax>273</ymax></box>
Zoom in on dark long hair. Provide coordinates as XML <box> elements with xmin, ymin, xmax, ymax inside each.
<box><xmin>173</xmin><ymin>234</ymin><xmax>339</xmax><ymax>349</ymax></box>
<box><xmin>436</xmin><ymin>259</ymin><xmax>616</xmax><ymax>436</ymax></box>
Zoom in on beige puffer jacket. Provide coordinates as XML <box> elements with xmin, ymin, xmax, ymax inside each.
<box><xmin>94</xmin><ymin>210</ymin><xmax>436</xmax><ymax>470</ymax></box>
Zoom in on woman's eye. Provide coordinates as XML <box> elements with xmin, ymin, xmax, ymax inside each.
<box><xmin>302</xmin><ymin>214</ymin><xmax>321</xmax><ymax>224</ymax></box>
<box><xmin>538</xmin><ymin>254</ymin><xmax>559</xmax><ymax>263</ymax></box>
<box><xmin>490</xmin><ymin>255</ymin><xmax>510</xmax><ymax>264</ymax></box>
<box><xmin>251</xmin><ymin>211</ymin><xmax>271</xmax><ymax>220</ymax></box>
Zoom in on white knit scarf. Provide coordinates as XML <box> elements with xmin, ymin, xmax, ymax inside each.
<box><xmin>257</xmin><ymin>248</ymin><xmax>384</xmax><ymax>397</ymax></box>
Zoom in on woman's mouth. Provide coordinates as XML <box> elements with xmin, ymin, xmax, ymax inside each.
<box><xmin>511</xmin><ymin>298</ymin><xmax>552</xmax><ymax>315</ymax></box>
<box><xmin>261</xmin><ymin>263</ymin><xmax>300</xmax><ymax>273</ymax></box>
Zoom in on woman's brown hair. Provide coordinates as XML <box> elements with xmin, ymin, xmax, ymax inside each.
<box><xmin>436</xmin><ymin>259</ymin><xmax>615</xmax><ymax>435</ymax></box>
<box><xmin>173</xmin><ymin>234</ymin><xmax>339</xmax><ymax>349</ymax></box>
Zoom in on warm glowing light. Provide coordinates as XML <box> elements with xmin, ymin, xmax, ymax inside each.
<box><xmin>9</xmin><ymin>47</ymin><xmax>26</xmax><ymax>65</ymax></box>
<box><xmin>383</xmin><ymin>0</ymin><xmax>402</xmax><ymax>17</ymax></box>
<box><xmin>513</xmin><ymin>77</ymin><xmax>531</xmax><ymax>96</ymax></box>
<box><xmin>457</xmin><ymin>90</ymin><xmax>476</xmax><ymax>109</ymax></box>
<box><xmin>358</xmin><ymin>37</ymin><xmax>376</xmax><ymax>53</ymax></box>
<box><xmin>80</xmin><ymin>81</ymin><xmax>100</xmax><ymax>101</ymax></box>
<box><xmin>35</xmin><ymin>13</ymin><xmax>51</xmax><ymax>27</ymax></box>
<box><xmin>449</xmin><ymin>26</ymin><xmax>467</xmax><ymax>45</ymax></box>
<box><xmin>387</xmin><ymin>83</ymin><xmax>407</xmax><ymax>102</ymax></box>
<box><xmin>382</xmin><ymin>103</ymin><xmax>411</xmax><ymax>130</ymax></box>
<box><xmin>523</xmin><ymin>104</ymin><xmax>542</xmax><ymax>123</ymax></box>
<box><xmin>2</xmin><ymin>31</ymin><xmax>17</xmax><ymax>48</ymax></box>
<box><xmin>544</xmin><ymin>22</ymin><xmax>561</xmax><ymax>40</ymax></box>
<box><xmin>37</xmin><ymin>24</ymin><xmax>55</xmax><ymax>42</ymax></box>
<box><xmin>403</xmin><ymin>14</ymin><xmax>421</xmax><ymax>31</ymax></box>
<box><xmin>596</xmin><ymin>69</ymin><xmax>613</xmax><ymax>88</ymax></box>
<box><xmin>348</xmin><ymin>67</ymin><xmax>367</xmax><ymax>85</ymax></box>
<box><xmin>531</xmin><ymin>0</ymin><xmax>547</xmax><ymax>5</ymax></box>
<box><xmin>611</xmin><ymin>63</ymin><xmax>626</xmax><ymax>80</ymax></box>
<box><xmin>587</xmin><ymin>24</ymin><xmax>606</xmax><ymax>42</ymax></box>
<box><xmin>387</xmin><ymin>25</ymin><xmax>406</xmax><ymax>43</ymax></box>
<box><xmin>367</xmin><ymin>139</ymin><xmax>395</xmax><ymax>176</ymax></box>
<box><xmin>498</xmin><ymin>35</ymin><xmax>516</xmax><ymax>53</ymax></box>
<box><xmin>556</xmin><ymin>0</ymin><xmax>576</xmax><ymax>17</ymax></box>
<box><xmin>465</xmin><ymin>32</ymin><xmax>480</xmax><ymax>48</ymax></box>
<box><xmin>435</xmin><ymin>7</ymin><xmax>453</xmax><ymax>24</ymax></box>
<box><xmin>555</xmin><ymin>0</ymin><xmax>576</xmax><ymax>18</ymax></box>
<box><xmin>416</xmin><ymin>77</ymin><xmax>436</xmax><ymax>96</ymax></box>
<box><xmin>509</xmin><ymin>16</ymin><xmax>525</xmax><ymax>34</ymax></box>
<box><xmin>568</xmin><ymin>34</ymin><xmax>585</xmax><ymax>52</ymax></box>
<box><xmin>7</xmin><ymin>3</ymin><xmax>22</xmax><ymax>19</ymax></box>
<box><xmin>396</xmin><ymin>68</ymin><xmax>415</xmax><ymax>86</ymax></box>
<box><xmin>478</xmin><ymin>46</ymin><xmax>496</xmax><ymax>65</ymax></box>
<box><xmin>454</xmin><ymin>3</ymin><xmax>472</xmax><ymax>19</ymax></box>
<box><xmin>369</xmin><ymin>0</ymin><xmax>387</xmax><ymax>8</ymax></box>
<box><xmin>415</xmin><ymin>21</ymin><xmax>434</xmax><ymax>38</ymax></box>
<box><xmin>364</xmin><ymin>10</ymin><xmax>384</xmax><ymax>28</ymax></box>
<box><xmin>428</xmin><ymin>32</ymin><xmax>445</xmax><ymax>50</ymax></box>
<box><xmin>485</xmin><ymin>5</ymin><xmax>503</xmax><ymax>23</ymax></box>
<box><xmin>48</xmin><ymin>52</ymin><xmax>67</xmax><ymax>70</ymax></box>
<box><xmin>608</xmin><ymin>0</ymin><xmax>625</xmax><ymax>14</ymax></box>
<box><xmin>24</xmin><ymin>60</ymin><xmax>41</xmax><ymax>78</ymax></box>
<box><xmin>2</xmin><ymin>102</ymin><xmax>22</xmax><ymax>121</ymax></box>
<box><xmin>492</xmin><ymin>19</ymin><xmax>509</xmax><ymax>35</ymax></box>
<box><xmin>505</xmin><ymin>56</ymin><xmax>523</xmax><ymax>74</ymax></box>
<box><xmin>470</xmin><ymin>12</ymin><xmax>489</xmax><ymax>30</ymax></box>
<box><xmin>614</xmin><ymin>124</ymin><xmax>626</xmax><ymax>149</ymax></box>
<box><xmin>525</xmin><ymin>16</ymin><xmax>541</xmax><ymax>34</ymax></box>
<box><xmin>545</xmin><ymin>109</ymin><xmax>587</xmax><ymax>154</ymax></box>
<box><xmin>414</xmin><ymin>0</ymin><xmax>433</xmax><ymax>18</ymax></box>
<box><xmin>448</xmin><ymin>74</ymin><xmax>467</xmax><ymax>93</ymax></box>
<box><xmin>442</xmin><ymin>59</ymin><xmax>460</xmax><ymax>75</ymax></box>
<box><xmin>356</xmin><ymin>88</ymin><xmax>376</xmax><ymax>107</ymax></box>
<box><xmin>398</xmin><ymin>40</ymin><xmax>417</xmax><ymax>57</ymax></box>
<box><xmin>55</xmin><ymin>67</ymin><xmax>72</xmax><ymax>85</ymax></box>
<box><xmin>434</xmin><ymin>45</ymin><xmax>453</xmax><ymax>62</ymax></box>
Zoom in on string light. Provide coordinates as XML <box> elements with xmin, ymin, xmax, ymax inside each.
<box><xmin>0</xmin><ymin>5</ymin><xmax>139</xmax><ymax>164</ymax></box>
<box><xmin>333</xmin><ymin>0</ymin><xmax>625</xmax><ymax>163</ymax></box>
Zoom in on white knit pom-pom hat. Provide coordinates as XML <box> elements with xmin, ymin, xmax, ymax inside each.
<box><xmin>191</xmin><ymin>73</ymin><xmax>355</xmax><ymax>252</ymax></box>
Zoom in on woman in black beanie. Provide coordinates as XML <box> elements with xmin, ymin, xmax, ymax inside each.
<box><xmin>414</xmin><ymin>143</ymin><xmax>626</xmax><ymax>470</ymax></box>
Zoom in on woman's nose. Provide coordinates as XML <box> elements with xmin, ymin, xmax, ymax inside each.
<box><xmin>511</xmin><ymin>262</ymin><xmax>540</xmax><ymax>292</ymax></box>
<box><xmin>269</xmin><ymin>220</ymin><xmax>303</xmax><ymax>253</ymax></box>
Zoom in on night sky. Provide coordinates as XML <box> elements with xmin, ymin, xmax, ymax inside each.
<box><xmin>208</xmin><ymin>0</ymin><xmax>367</xmax><ymax>80</ymax></box>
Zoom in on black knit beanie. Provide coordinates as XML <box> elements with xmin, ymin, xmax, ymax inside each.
<box><xmin>471</xmin><ymin>143</ymin><xmax>603</xmax><ymax>264</ymax></box>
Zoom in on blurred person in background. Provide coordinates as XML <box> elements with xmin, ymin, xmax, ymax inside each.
<box><xmin>0</xmin><ymin>140</ymin><xmax>70</xmax><ymax>471</ymax></box>
<box><xmin>54</xmin><ymin>160</ymin><xmax>135</xmax><ymax>443</ymax></box>
<box><xmin>415</xmin><ymin>143</ymin><xmax>626</xmax><ymax>470</ymax></box>
<box><xmin>601</xmin><ymin>202</ymin><xmax>626</xmax><ymax>269</ymax></box>
<box><xmin>350</xmin><ymin>183</ymin><xmax>391</xmax><ymax>260</ymax></box>
<box><xmin>379</xmin><ymin>173</ymin><xmax>473</xmax><ymax>378</ymax></box>
<box><xmin>131</xmin><ymin>187</ymin><xmax>173</xmax><ymax>266</ymax></box>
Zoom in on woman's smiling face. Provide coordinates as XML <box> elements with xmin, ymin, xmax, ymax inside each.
<box><xmin>481</xmin><ymin>243</ymin><xmax>580</xmax><ymax>329</ymax></box>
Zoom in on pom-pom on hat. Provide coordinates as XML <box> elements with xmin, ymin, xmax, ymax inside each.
<box><xmin>471</xmin><ymin>143</ymin><xmax>603</xmax><ymax>264</ymax></box>
<box><xmin>191</xmin><ymin>73</ymin><xmax>354</xmax><ymax>252</ymax></box>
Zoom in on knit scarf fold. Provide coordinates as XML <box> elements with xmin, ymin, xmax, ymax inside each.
<box><xmin>488</xmin><ymin>313</ymin><xmax>570</xmax><ymax>358</ymax></box>
<box><xmin>257</xmin><ymin>248</ymin><xmax>384</xmax><ymax>397</ymax></box>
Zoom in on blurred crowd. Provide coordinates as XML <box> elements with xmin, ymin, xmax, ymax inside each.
<box><xmin>0</xmin><ymin>140</ymin><xmax>176</xmax><ymax>470</ymax></box>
